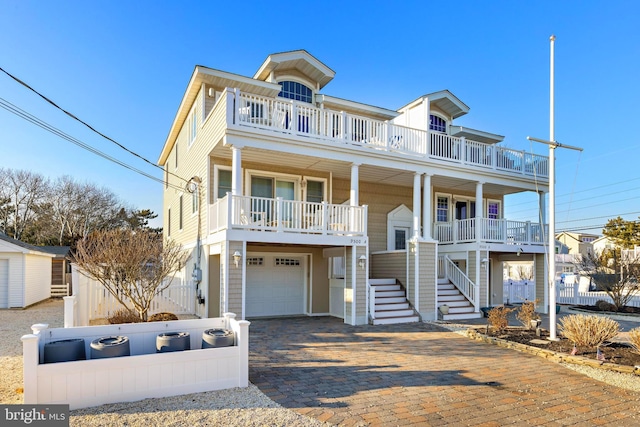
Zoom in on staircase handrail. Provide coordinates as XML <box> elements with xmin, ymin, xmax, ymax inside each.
<box><xmin>442</xmin><ymin>256</ymin><xmax>477</xmax><ymax>308</ymax></box>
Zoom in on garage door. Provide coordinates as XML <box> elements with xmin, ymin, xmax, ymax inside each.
<box><xmin>246</xmin><ymin>254</ymin><xmax>304</xmax><ymax>317</ymax></box>
<box><xmin>0</xmin><ymin>260</ymin><xmax>8</xmax><ymax>309</ymax></box>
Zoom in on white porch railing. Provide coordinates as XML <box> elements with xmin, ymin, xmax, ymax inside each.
<box><xmin>433</xmin><ymin>218</ymin><xmax>547</xmax><ymax>245</ymax></box>
<box><xmin>441</xmin><ymin>255</ymin><xmax>478</xmax><ymax>310</ymax></box>
<box><xmin>231</xmin><ymin>90</ymin><xmax>549</xmax><ymax>178</ymax></box>
<box><xmin>72</xmin><ymin>266</ymin><xmax>196</xmax><ymax>325</ymax></box>
<box><xmin>209</xmin><ymin>194</ymin><xmax>367</xmax><ymax>236</ymax></box>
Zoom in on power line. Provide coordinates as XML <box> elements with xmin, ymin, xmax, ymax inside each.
<box><xmin>0</xmin><ymin>97</ymin><xmax>185</xmax><ymax>193</ymax></box>
<box><xmin>0</xmin><ymin>65</ymin><xmax>188</xmax><ymax>184</ymax></box>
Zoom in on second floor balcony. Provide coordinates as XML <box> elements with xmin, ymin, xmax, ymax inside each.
<box><xmin>209</xmin><ymin>194</ymin><xmax>367</xmax><ymax>237</ymax></box>
<box><xmin>222</xmin><ymin>90</ymin><xmax>549</xmax><ymax>179</ymax></box>
<box><xmin>434</xmin><ymin>218</ymin><xmax>547</xmax><ymax>246</ymax></box>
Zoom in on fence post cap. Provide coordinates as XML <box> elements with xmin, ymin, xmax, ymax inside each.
<box><xmin>21</xmin><ymin>334</ymin><xmax>39</xmax><ymax>342</ymax></box>
<box><xmin>31</xmin><ymin>323</ymin><xmax>49</xmax><ymax>334</ymax></box>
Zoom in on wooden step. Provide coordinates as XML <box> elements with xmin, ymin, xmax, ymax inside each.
<box><xmin>375</xmin><ymin>302</ymin><xmax>409</xmax><ymax>311</ymax></box>
<box><xmin>438</xmin><ymin>289</ymin><xmax>460</xmax><ymax>296</ymax></box>
<box><xmin>375</xmin><ymin>290</ymin><xmax>405</xmax><ymax>298</ymax></box>
<box><xmin>371</xmin><ymin>284</ymin><xmax>402</xmax><ymax>292</ymax></box>
<box><xmin>369</xmin><ymin>278</ymin><xmax>397</xmax><ymax>286</ymax></box>
<box><xmin>376</xmin><ymin>296</ymin><xmax>406</xmax><ymax>304</ymax></box>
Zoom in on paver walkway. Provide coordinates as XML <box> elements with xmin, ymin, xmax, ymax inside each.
<box><xmin>249</xmin><ymin>317</ymin><xmax>640</xmax><ymax>426</ymax></box>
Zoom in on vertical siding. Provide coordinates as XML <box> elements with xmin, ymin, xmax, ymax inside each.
<box><xmin>1</xmin><ymin>253</ymin><xmax>25</xmax><ymax>308</ymax></box>
<box><xmin>24</xmin><ymin>254</ymin><xmax>52</xmax><ymax>306</ymax></box>
<box><xmin>344</xmin><ymin>247</ymin><xmax>353</xmax><ymax>321</ymax></box>
<box><xmin>227</xmin><ymin>241</ymin><xmax>244</xmax><ymax>318</ymax></box>
<box><xmin>418</xmin><ymin>241</ymin><xmax>437</xmax><ymax>320</ymax></box>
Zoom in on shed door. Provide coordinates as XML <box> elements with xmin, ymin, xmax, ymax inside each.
<box><xmin>246</xmin><ymin>255</ymin><xmax>305</xmax><ymax>317</ymax></box>
<box><xmin>0</xmin><ymin>260</ymin><xmax>8</xmax><ymax>309</ymax></box>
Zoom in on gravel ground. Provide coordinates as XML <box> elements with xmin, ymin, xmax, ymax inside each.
<box><xmin>0</xmin><ymin>299</ymin><xmax>328</xmax><ymax>427</ymax></box>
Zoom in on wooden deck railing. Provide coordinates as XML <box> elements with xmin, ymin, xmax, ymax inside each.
<box><xmin>434</xmin><ymin>218</ymin><xmax>547</xmax><ymax>245</ymax></box>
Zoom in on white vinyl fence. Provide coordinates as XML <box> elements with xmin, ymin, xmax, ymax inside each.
<box><xmin>557</xmin><ymin>282</ymin><xmax>640</xmax><ymax>308</ymax></box>
<box><xmin>72</xmin><ymin>265</ymin><xmax>196</xmax><ymax>326</ymax></box>
<box><xmin>21</xmin><ymin>313</ymin><xmax>249</xmax><ymax>409</ymax></box>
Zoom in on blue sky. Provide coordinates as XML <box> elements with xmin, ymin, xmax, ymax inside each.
<box><xmin>1</xmin><ymin>1</ymin><xmax>639</xmax><ymax>233</ymax></box>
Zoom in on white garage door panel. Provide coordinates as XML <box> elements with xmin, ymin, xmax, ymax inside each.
<box><xmin>0</xmin><ymin>260</ymin><xmax>8</xmax><ymax>309</ymax></box>
<box><xmin>246</xmin><ymin>255</ymin><xmax>304</xmax><ymax>317</ymax></box>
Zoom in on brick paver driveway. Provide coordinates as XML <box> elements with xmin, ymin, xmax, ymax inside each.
<box><xmin>249</xmin><ymin>317</ymin><xmax>640</xmax><ymax>426</ymax></box>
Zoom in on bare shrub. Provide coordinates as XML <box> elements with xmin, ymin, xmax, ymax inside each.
<box><xmin>629</xmin><ymin>327</ymin><xmax>640</xmax><ymax>355</ymax></box>
<box><xmin>148</xmin><ymin>312</ymin><xmax>179</xmax><ymax>322</ymax></box>
<box><xmin>108</xmin><ymin>308</ymin><xmax>142</xmax><ymax>324</ymax></box>
<box><xmin>488</xmin><ymin>306</ymin><xmax>515</xmax><ymax>332</ymax></box>
<box><xmin>516</xmin><ymin>300</ymin><xmax>539</xmax><ymax>329</ymax></box>
<box><xmin>559</xmin><ymin>314</ymin><xmax>619</xmax><ymax>348</ymax></box>
<box><xmin>595</xmin><ymin>300</ymin><xmax>616</xmax><ymax>312</ymax></box>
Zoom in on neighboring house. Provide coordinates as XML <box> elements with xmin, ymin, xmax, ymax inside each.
<box><xmin>555</xmin><ymin>231</ymin><xmax>599</xmax><ymax>256</ymax></box>
<box><xmin>591</xmin><ymin>235</ymin><xmax>615</xmax><ymax>256</ymax></box>
<box><xmin>38</xmin><ymin>246</ymin><xmax>73</xmax><ymax>296</ymax></box>
<box><xmin>0</xmin><ymin>233</ymin><xmax>54</xmax><ymax>308</ymax></box>
<box><xmin>158</xmin><ymin>50</ymin><xmax>550</xmax><ymax>325</ymax></box>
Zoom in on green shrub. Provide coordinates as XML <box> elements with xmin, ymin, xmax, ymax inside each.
<box><xmin>595</xmin><ymin>300</ymin><xmax>616</xmax><ymax>312</ymax></box>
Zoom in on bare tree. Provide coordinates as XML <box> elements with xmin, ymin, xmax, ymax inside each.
<box><xmin>576</xmin><ymin>249</ymin><xmax>640</xmax><ymax>311</ymax></box>
<box><xmin>0</xmin><ymin>168</ymin><xmax>49</xmax><ymax>240</ymax></box>
<box><xmin>74</xmin><ymin>229</ymin><xmax>188</xmax><ymax>321</ymax></box>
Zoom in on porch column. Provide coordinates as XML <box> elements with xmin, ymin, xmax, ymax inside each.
<box><xmin>424</xmin><ymin>97</ymin><xmax>431</xmax><ymax>157</ymax></box>
<box><xmin>231</xmin><ymin>146</ymin><xmax>242</xmax><ymax>196</ymax></box>
<box><xmin>539</xmin><ymin>191</ymin><xmax>547</xmax><ymax>225</ymax></box>
<box><xmin>350</xmin><ymin>163</ymin><xmax>360</xmax><ymax>206</ymax></box>
<box><xmin>422</xmin><ymin>173</ymin><xmax>432</xmax><ymax>240</ymax></box>
<box><xmin>413</xmin><ymin>173</ymin><xmax>422</xmax><ymax>238</ymax></box>
<box><xmin>475</xmin><ymin>181</ymin><xmax>484</xmax><ymax>242</ymax></box>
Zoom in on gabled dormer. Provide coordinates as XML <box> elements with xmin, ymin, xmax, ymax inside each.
<box><xmin>253</xmin><ymin>50</ymin><xmax>335</xmax><ymax>105</ymax></box>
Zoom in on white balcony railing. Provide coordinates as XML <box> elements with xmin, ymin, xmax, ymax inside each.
<box><xmin>231</xmin><ymin>90</ymin><xmax>549</xmax><ymax>178</ymax></box>
<box><xmin>209</xmin><ymin>194</ymin><xmax>367</xmax><ymax>236</ymax></box>
<box><xmin>433</xmin><ymin>218</ymin><xmax>547</xmax><ymax>245</ymax></box>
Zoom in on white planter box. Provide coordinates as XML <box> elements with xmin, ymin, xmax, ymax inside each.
<box><xmin>21</xmin><ymin>313</ymin><xmax>249</xmax><ymax>409</ymax></box>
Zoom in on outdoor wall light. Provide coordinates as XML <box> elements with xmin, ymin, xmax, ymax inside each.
<box><xmin>358</xmin><ymin>255</ymin><xmax>367</xmax><ymax>270</ymax></box>
<box><xmin>233</xmin><ymin>250</ymin><xmax>242</xmax><ymax>268</ymax></box>
<box><xmin>481</xmin><ymin>258</ymin><xmax>489</xmax><ymax>270</ymax></box>
<box><xmin>517</xmin><ymin>248</ymin><xmax>524</xmax><ymax>257</ymax></box>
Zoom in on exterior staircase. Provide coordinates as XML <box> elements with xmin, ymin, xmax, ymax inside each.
<box><xmin>369</xmin><ymin>279</ymin><xmax>420</xmax><ymax>325</ymax></box>
<box><xmin>437</xmin><ymin>278</ymin><xmax>483</xmax><ymax>320</ymax></box>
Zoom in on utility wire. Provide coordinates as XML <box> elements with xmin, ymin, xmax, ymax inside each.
<box><xmin>0</xmin><ymin>65</ymin><xmax>188</xmax><ymax>184</ymax></box>
<box><xmin>0</xmin><ymin>97</ymin><xmax>185</xmax><ymax>192</ymax></box>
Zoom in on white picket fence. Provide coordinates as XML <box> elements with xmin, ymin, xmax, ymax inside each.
<box><xmin>71</xmin><ymin>265</ymin><xmax>196</xmax><ymax>326</ymax></box>
<box><xmin>557</xmin><ymin>282</ymin><xmax>640</xmax><ymax>308</ymax></box>
<box><xmin>503</xmin><ymin>280</ymin><xmax>536</xmax><ymax>304</ymax></box>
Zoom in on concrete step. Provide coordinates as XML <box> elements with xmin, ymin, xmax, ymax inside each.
<box><xmin>448</xmin><ymin>306</ymin><xmax>475</xmax><ymax>314</ymax></box>
<box><xmin>369</xmin><ymin>278</ymin><xmax>396</xmax><ymax>286</ymax></box>
<box><xmin>438</xmin><ymin>300</ymin><xmax>469</xmax><ymax>307</ymax></box>
<box><xmin>375</xmin><ymin>302</ymin><xmax>409</xmax><ymax>311</ymax></box>
<box><xmin>441</xmin><ymin>312</ymin><xmax>483</xmax><ymax>321</ymax></box>
<box><xmin>375</xmin><ymin>309</ymin><xmax>415</xmax><ymax>318</ymax></box>
<box><xmin>372</xmin><ymin>316</ymin><xmax>420</xmax><ymax>325</ymax></box>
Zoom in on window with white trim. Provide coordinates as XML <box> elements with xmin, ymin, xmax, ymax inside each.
<box><xmin>436</xmin><ymin>196</ymin><xmax>449</xmax><ymax>222</ymax></box>
<box><xmin>278</xmin><ymin>81</ymin><xmax>313</xmax><ymax>103</ymax></box>
<box><xmin>216</xmin><ymin>168</ymin><xmax>232</xmax><ymax>200</ymax></box>
<box><xmin>487</xmin><ymin>201</ymin><xmax>501</xmax><ymax>219</ymax></box>
<box><xmin>429</xmin><ymin>114</ymin><xmax>447</xmax><ymax>133</ymax></box>
<box><xmin>188</xmin><ymin>107</ymin><xmax>197</xmax><ymax>146</ymax></box>
<box><xmin>191</xmin><ymin>190</ymin><xmax>198</xmax><ymax>214</ymax></box>
<box><xmin>275</xmin><ymin>257</ymin><xmax>301</xmax><ymax>266</ymax></box>
<box><xmin>167</xmin><ymin>208</ymin><xmax>171</xmax><ymax>237</ymax></box>
<box><xmin>179</xmin><ymin>195</ymin><xmax>183</xmax><ymax>230</ymax></box>
<box><xmin>394</xmin><ymin>228</ymin><xmax>408</xmax><ymax>250</ymax></box>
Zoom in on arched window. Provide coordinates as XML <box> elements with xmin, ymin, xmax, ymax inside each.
<box><xmin>429</xmin><ymin>114</ymin><xmax>447</xmax><ymax>133</ymax></box>
<box><xmin>278</xmin><ymin>81</ymin><xmax>313</xmax><ymax>103</ymax></box>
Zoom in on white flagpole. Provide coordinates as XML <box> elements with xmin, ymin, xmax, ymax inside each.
<box><xmin>528</xmin><ymin>35</ymin><xmax>582</xmax><ymax>341</ymax></box>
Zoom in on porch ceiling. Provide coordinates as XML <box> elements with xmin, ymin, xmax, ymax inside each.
<box><xmin>211</xmin><ymin>145</ymin><xmax>533</xmax><ymax>197</ymax></box>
